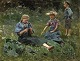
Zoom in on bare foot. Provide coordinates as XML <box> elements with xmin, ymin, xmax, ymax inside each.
<box><xmin>48</xmin><ymin>46</ymin><xmax>54</xmax><ymax>51</ymax></box>
<box><xmin>67</xmin><ymin>34</ymin><xmax>71</xmax><ymax>36</ymax></box>
<box><xmin>65</xmin><ymin>34</ymin><xmax>67</xmax><ymax>36</ymax></box>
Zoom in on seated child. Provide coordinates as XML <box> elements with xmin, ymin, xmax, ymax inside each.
<box><xmin>15</xmin><ymin>14</ymin><xmax>53</xmax><ymax>51</ymax></box>
<box><xmin>41</xmin><ymin>11</ymin><xmax>64</xmax><ymax>45</ymax></box>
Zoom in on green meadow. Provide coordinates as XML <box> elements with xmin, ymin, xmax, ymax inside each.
<box><xmin>0</xmin><ymin>7</ymin><xmax>80</xmax><ymax>61</ymax></box>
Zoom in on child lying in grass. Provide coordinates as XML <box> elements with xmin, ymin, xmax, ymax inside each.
<box><xmin>15</xmin><ymin>14</ymin><xmax>53</xmax><ymax>51</ymax></box>
<box><xmin>41</xmin><ymin>11</ymin><xmax>64</xmax><ymax>45</ymax></box>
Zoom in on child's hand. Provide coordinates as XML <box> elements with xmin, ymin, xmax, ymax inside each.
<box><xmin>23</xmin><ymin>28</ymin><xmax>28</xmax><ymax>32</ymax></box>
<box><xmin>41</xmin><ymin>32</ymin><xmax>44</xmax><ymax>35</ymax></box>
<box><xmin>41</xmin><ymin>30</ymin><xmax>45</xmax><ymax>35</ymax></box>
<box><xmin>50</xmin><ymin>31</ymin><xmax>54</xmax><ymax>33</ymax></box>
<box><xmin>19</xmin><ymin>28</ymin><xmax>28</xmax><ymax>35</ymax></box>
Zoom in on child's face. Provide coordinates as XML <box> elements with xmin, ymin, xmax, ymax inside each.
<box><xmin>49</xmin><ymin>14</ymin><xmax>55</xmax><ymax>19</ymax></box>
<box><xmin>22</xmin><ymin>18</ymin><xmax>28</xmax><ymax>24</ymax></box>
<box><xmin>64</xmin><ymin>2</ymin><xmax>68</xmax><ymax>8</ymax></box>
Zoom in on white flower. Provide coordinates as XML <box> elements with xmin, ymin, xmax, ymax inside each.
<box><xmin>7</xmin><ymin>1</ymin><xmax>11</xmax><ymax>3</ymax></box>
<box><xmin>2</xmin><ymin>37</ymin><xmax>6</xmax><ymax>40</ymax></box>
<box><xmin>19</xmin><ymin>12</ymin><xmax>22</xmax><ymax>14</ymax></box>
<box><xmin>40</xmin><ymin>20</ymin><xmax>42</xmax><ymax>21</ymax></box>
<box><xmin>2</xmin><ymin>25</ymin><xmax>5</xmax><ymax>29</ymax></box>
<box><xmin>36</xmin><ymin>16</ymin><xmax>38</xmax><ymax>17</ymax></box>
<box><xmin>11</xmin><ymin>33</ymin><xmax>14</xmax><ymax>37</ymax></box>
<box><xmin>0</xmin><ymin>30</ymin><xmax>3</xmax><ymax>33</ymax></box>
<box><xmin>18</xmin><ymin>5</ymin><xmax>22</xmax><ymax>8</ymax></box>
<box><xmin>11</xmin><ymin>12</ymin><xmax>14</xmax><ymax>15</ymax></box>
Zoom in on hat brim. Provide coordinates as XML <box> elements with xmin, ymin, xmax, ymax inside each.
<box><xmin>46</xmin><ymin>12</ymin><xmax>57</xmax><ymax>16</ymax></box>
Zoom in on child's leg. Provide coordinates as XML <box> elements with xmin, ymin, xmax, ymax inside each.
<box><xmin>65</xmin><ymin>29</ymin><xmax>68</xmax><ymax>35</ymax></box>
<box><xmin>43</xmin><ymin>43</ymin><xmax>54</xmax><ymax>51</ymax></box>
<box><xmin>67</xmin><ymin>20</ymin><xmax>71</xmax><ymax>36</ymax></box>
<box><xmin>43</xmin><ymin>43</ymin><xmax>50</xmax><ymax>48</ymax></box>
<box><xmin>67</xmin><ymin>29</ymin><xmax>71</xmax><ymax>36</ymax></box>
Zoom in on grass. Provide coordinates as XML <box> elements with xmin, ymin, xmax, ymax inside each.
<box><xmin>0</xmin><ymin>7</ymin><xmax>80</xmax><ymax>61</ymax></box>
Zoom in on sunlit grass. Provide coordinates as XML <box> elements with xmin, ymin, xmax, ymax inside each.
<box><xmin>0</xmin><ymin>8</ymin><xmax>80</xmax><ymax>61</ymax></box>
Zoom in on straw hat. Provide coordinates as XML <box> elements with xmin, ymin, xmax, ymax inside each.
<box><xmin>21</xmin><ymin>14</ymin><xmax>29</xmax><ymax>21</ymax></box>
<box><xmin>46</xmin><ymin>11</ymin><xmax>57</xmax><ymax>16</ymax></box>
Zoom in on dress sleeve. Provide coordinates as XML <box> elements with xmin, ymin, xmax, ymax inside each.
<box><xmin>46</xmin><ymin>21</ymin><xmax>51</xmax><ymax>26</ymax></box>
<box><xmin>67</xmin><ymin>8</ymin><xmax>73</xmax><ymax>17</ymax></box>
<box><xmin>15</xmin><ymin>23</ymin><xmax>22</xmax><ymax>33</ymax></box>
<box><xmin>55</xmin><ymin>20</ymin><xmax>59</xmax><ymax>27</ymax></box>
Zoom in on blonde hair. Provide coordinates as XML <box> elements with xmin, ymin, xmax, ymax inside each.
<box><xmin>21</xmin><ymin>14</ymin><xmax>29</xmax><ymax>22</ymax></box>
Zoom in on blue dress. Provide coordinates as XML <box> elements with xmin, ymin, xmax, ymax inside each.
<box><xmin>45</xmin><ymin>18</ymin><xmax>63</xmax><ymax>42</ymax></box>
<box><xmin>15</xmin><ymin>22</ymin><xmax>32</xmax><ymax>33</ymax></box>
<box><xmin>15</xmin><ymin>22</ymin><xmax>33</xmax><ymax>43</ymax></box>
<box><xmin>15</xmin><ymin>22</ymin><xmax>47</xmax><ymax>46</ymax></box>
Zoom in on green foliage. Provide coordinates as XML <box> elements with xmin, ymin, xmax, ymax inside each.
<box><xmin>3</xmin><ymin>39</ymin><xmax>25</xmax><ymax>57</ymax></box>
<box><xmin>0</xmin><ymin>7</ymin><xmax>80</xmax><ymax>61</ymax></box>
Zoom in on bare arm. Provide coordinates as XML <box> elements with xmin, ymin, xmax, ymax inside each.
<box><xmin>19</xmin><ymin>29</ymin><xmax>28</xmax><ymax>36</ymax></box>
<box><xmin>41</xmin><ymin>26</ymin><xmax>48</xmax><ymax>35</ymax></box>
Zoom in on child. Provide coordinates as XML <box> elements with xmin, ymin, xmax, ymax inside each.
<box><xmin>15</xmin><ymin>14</ymin><xmax>33</xmax><ymax>43</ymax></box>
<box><xmin>15</xmin><ymin>14</ymin><xmax>53</xmax><ymax>51</ymax></box>
<box><xmin>41</xmin><ymin>11</ymin><xmax>64</xmax><ymax>45</ymax></box>
<box><xmin>63</xmin><ymin>1</ymin><xmax>73</xmax><ymax>36</ymax></box>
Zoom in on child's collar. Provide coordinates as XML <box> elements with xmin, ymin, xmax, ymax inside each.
<box><xmin>20</xmin><ymin>22</ymin><xmax>28</xmax><ymax>25</ymax></box>
<box><xmin>50</xmin><ymin>18</ymin><xmax>56</xmax><ymax>21</ymax></box>
<box><xmin>65</xmin><ymin>6</ymin><xmax>69</xmax><ymax>10</ymax></box>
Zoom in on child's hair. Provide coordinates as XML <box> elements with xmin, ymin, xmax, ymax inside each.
<box><xmin>20</xmin><ymin>14</ymin><xmax>29</xmax><ymax>22</ymax></box>
<box><xmin>64</xmin><ymin>1</ymin><xmax>70</xmax><ymax>6</ymax></box>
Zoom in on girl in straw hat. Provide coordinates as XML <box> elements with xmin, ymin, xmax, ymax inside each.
<box><xmin>15</xmin><ymin>14</ymin><xmax>53</xmax><ymax>51</ymax></box>
<box><xmin>41</xmin><ymin>11</ymin><xmax>64</xmax><ymax>45</ymax></box>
